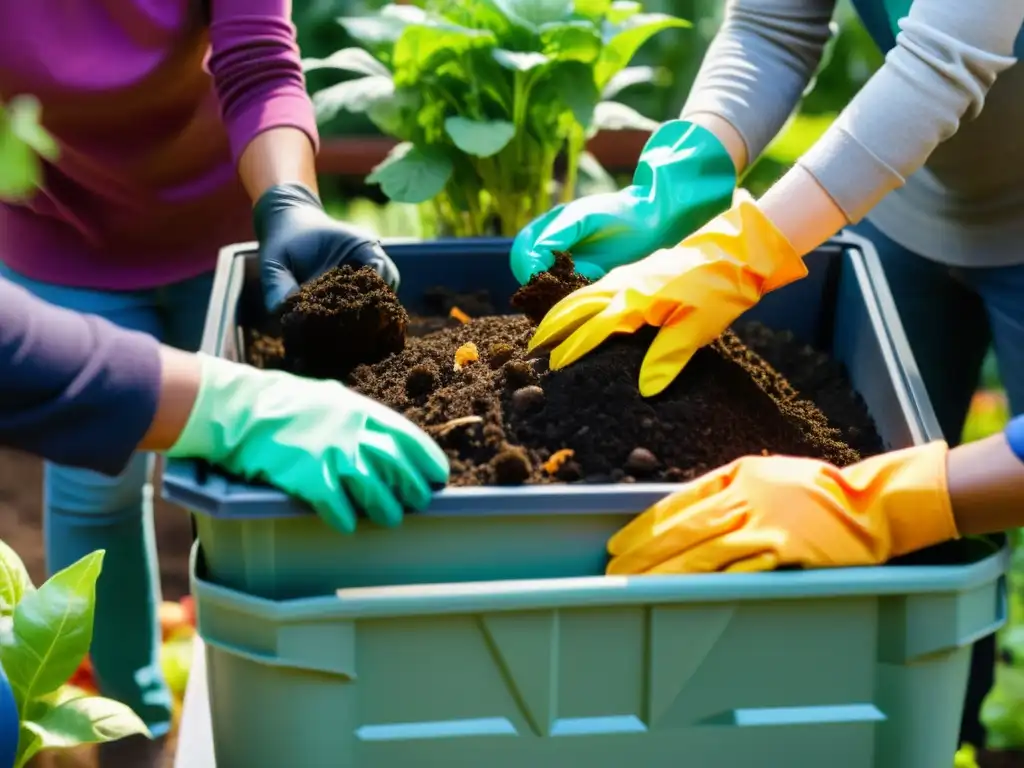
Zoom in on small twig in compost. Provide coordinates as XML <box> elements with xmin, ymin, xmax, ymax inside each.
<box><xmin>428</xmin><ymin>416</ymin><xmax>484</xmax><ymax>437</ymax></box>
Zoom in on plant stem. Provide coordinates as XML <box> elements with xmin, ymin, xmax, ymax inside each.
<box><xmin>561</xmin><ymin>128</ymin><xmax>584</xmax><ymax>205</ymax></box>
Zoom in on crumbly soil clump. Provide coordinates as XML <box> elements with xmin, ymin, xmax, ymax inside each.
<box><xmin>279</xmin><ymin>266</ymin><xmax>408</xmax><ymax>380</ymax></box>
<box><xmin>248</xmin><ymin>255</ymin><xmax>881</xmax><ymax>486</ymax></box>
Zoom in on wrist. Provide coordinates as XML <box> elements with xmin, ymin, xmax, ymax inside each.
<box><xmin>139</xmin><ymin>347</ymin><xmax>203</xmax><ymax>452</ymax></box>
<box><xmin>252</xmin><ymin>183</ymin><xmax>323</xmax><ymax>240</ymax></box>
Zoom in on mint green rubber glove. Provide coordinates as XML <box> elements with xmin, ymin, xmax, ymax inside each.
<box><xmin>510</xmin><ymin>120</ymin><xmax>736</xmax><ymax>285</ymax></box>
<box><xmin>166</xmin><ymin>356</ymin><xmax>449</xmax><ymax>533</ymax></box>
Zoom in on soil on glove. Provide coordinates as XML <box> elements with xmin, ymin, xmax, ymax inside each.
<box><xmin>263</xmin><ymin>256</ymin><xmax>881</xmax><ymax>487</ymax></box>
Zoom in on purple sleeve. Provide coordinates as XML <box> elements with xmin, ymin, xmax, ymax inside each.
<box><xmin>0</xmin><ymin>278</ymin><xmax>162</xmax><ymax>475</ymax></box>
<box><xmin>207</xmin><ymin>0</ymin><xmax>320</xmax><ymax>163</ymax></box>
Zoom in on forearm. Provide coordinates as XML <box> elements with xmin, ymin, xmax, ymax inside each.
<box><xmin>947</xmin><ymin>417</ymin><xmax>1024</xmax><ymax>536</ymax></box>
<box><xmin>0</xmin><ymin>279</ymin><xmax>163</xmax><ymax>473</ymax></box>
<box><xmin>207</xmin><ymin>0</ymin><xmax>319</xmax><ymax>196</ymax></box>
<box><xmin>789</xmin><ymin>0</ymin><xmax>1020</xmax><ymax>230</ymax></box>
<box><xmin>682</xmin><ymin>0</ymin><xmax>836</xmax><ymax>173</ymax></box>
<box><xmin>238</xmin><ymin>126</ymin><xmax>319</xmax><ymax>203</ymax></box>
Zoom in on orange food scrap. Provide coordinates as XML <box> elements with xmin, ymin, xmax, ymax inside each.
<box><xmin>453</xmin><ymin>342</ymin><xmax>479</xmax><ymax>371</ymax></box>
<box><xmin>543</xmin><ymin>448</ymin><xmax>575</xmax><ymax>475</ymax></box>
<box><xmin>449</xmin><ymin>306</ymin><xmax>471</xmax><ymax>324</ymax></box>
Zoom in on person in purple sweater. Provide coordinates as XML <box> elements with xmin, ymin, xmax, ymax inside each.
<box><xmin>0</xmin><ymin>0</ymin><xmax>403</xmax><ymax>757</ymax></box>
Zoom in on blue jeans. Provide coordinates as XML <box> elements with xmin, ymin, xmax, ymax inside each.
<box><xmin>851</xmin><ymin>219</ymin><xmax>1024</xmax><ymax>746</ymax></box>
<box><xmin>0</xmin><ymin>263</ymin><xmax>214</xmax><ymax>737</ymax></box>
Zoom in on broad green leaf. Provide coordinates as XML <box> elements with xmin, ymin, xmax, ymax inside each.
<box><xmin>602</xmin><ymin>65</ymin><xmax>659</xmax><ymax>98</ymax></box>
<box><xmin>595</xmin><ymin>14</ymin><xmax>690</xmax><ymax>88</ymax></box>
<box><xmin>0</xmin><ymin>540</ymin><xmax>33</xmax><ymax>616</ymax></box>
<box><xmin>302</xmin><ymin>48</ymin><xmax>391</xmax><ymax>77</ymax></box>
<box><xmin>444</xmin><ymin>117</ymin><xmax>516</xmax><ymax>158</ymax></box>
<box><xmin>15</xmin><ymin>723</ymin><xmax>40</xmax><ymax>768</ymax></box>
<box><xmin>312</xmin><ymin>76</ymin><xmax>396</xmax><ymax>123</ymax></box>
<box><xmin>367</xmin><ymin>143</ymin><xmax>454</xmax><ymax>203</ymax></box>
<box><xmin>493</xmin><ymin>0</ymin><xmax>573</xmax><ymax>29</ymax></box>
<box><xmin>392</xmin><ymin>24</ymin><xmax>495</xmax><ymax>86</ymax></box>
<box><xmin>492</xmin><ymin>49</ymin><xmax>549</xmax><ymax>72</ymax></box>
<box><xmin>539</xmin><ymin>21</ymin><xmax>602</xmax><ymax>63</ymax></box>
<box><xmin>0</xmin><ymin>551</ymin><xmax>103</xmax><ymax>709</ymax></box>
<box><xmin>607</xmin><ymin>1</ymin><xmax>643</xmax><ymax>24</ymax></box>
<box><xmin>590</xmin><ymin>101</ymin><xmax>659</xmax><ymax>133</ymax></box>
<box><xmin>23</xmin><ymin>695</ymin><xmax>150</xmax><ymax>750</ymax></box>
<box><xmin>539</xmin><ymin>61</ymin><xmax>600</xmax><ymax>130</ymax></box>
<box><xmin>367</xmin><ymin>88</ymin><xmax>421</xmax><ymax>140</ymax></box>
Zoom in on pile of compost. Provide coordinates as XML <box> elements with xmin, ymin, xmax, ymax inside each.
<box><xmin>249</xmin><ymin>255</ymin><xmax>882</xmax><ymax>487</ymax></box>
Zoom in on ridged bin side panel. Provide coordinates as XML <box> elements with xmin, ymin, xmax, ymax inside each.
<box><xmin>196</xmin><ymin>565</ymin><xmax>996</xmax><ymax>768</ymax></box>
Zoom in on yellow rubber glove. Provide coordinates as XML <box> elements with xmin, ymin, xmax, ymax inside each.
<box><xmin>527</xmin><ymin>199</ymin><xmax>807</xmax><ymax>397</ymax></box>
<box><xmin>606</xmin><ymin>441</ymin><xmax>958</xmax><ymax>575</ymax></box>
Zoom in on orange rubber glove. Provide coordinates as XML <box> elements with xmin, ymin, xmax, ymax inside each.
<box><xmin>606</xmin><ymin>441</ymin><xmax>959</xmax><ymax>575</ymax></box>
<box><xmin>527</xmin><ymin>199</ymin><xmax>807</xmax><ymax>397</ymax></box>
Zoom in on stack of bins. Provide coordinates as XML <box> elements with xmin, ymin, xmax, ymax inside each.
<box><xmin>164</xmin><ymin>233</ymin><xmax>1007</xmax><ymax>768</ymax></box>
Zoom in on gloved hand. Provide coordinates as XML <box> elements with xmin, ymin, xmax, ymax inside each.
<box><xmin>165</xmin><ymin>356</ymin><xmax>449</xmax><ymax>533</ymax></box>
<box><xmin>528</xmin><ymin>199</ymin><xmax>807</xmax><ymax>396</ymax></box>
<box><xmin>607</xmin><ymin>442</ymin><xmax>958</xmax><ymax>575</ymax></box>
<box><xmin>254</xmin><ymin>183</ymin><xmax>400</xmax><ymax>312</ymax></box>
<box><xmin>509</xmin><ymin>120</ymin><xmax>736</xmax><ymax>285</ymax></box>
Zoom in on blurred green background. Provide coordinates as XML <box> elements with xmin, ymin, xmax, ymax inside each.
<box><xmin>296</xmin><ymin>1</ymin><xmax>1020</xmax><ymax>754</ymax></box>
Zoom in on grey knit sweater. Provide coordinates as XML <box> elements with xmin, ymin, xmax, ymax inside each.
<box><xmin>682</xmin><ymin>0</ymin><xmax>1024</xmax><ymax>267</ymax></box>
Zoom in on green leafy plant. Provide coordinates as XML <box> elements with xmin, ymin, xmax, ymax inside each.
<box><xmin>304</xmin><ymin>0</ymin><xmax>689</xmax><ymax>236</ymax></box>
<box><xmin>0</xmin><ymin>541</ymin><xmax>149</xmax><ymax>766</ymax></box>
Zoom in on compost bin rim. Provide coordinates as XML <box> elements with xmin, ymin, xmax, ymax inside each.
<box><xmin>189</xmin><ymin>541</ymin><xmax>1008</xmax><ymax>622</ymax></box>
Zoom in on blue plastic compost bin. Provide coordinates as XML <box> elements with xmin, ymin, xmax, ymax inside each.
<box><xmin>191</xmin><ymin>538</ymin><xmax>1006</xmax><ymax>768</ymax></box>
<box><xmin>168</xmin><ymin>233</ymin><xmax>1007</xmax><ymax>768</ymax></box>
<box><xmin>164</xmin><ymin>232</ymin><xmax>967</xmax><ymax>598</ymax></box>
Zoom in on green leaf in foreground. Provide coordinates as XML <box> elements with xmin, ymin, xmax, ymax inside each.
<box><xmin>444</xmin><ymin>117</ymin><xmax>516</xmax><ymax>158</ymax></box>
<box><xmin>25</xmin><ymin>695</ymin><xmax>149</xmax><ymax>748</ymax></box>
<box><xmin>0</xmin><ymin>551</ymin><xmax>103</xmax><ymax>710</ymax></box>
<box><xmin>367</xmin><ymin>143</ymin><xmax>453</xmax><ymax>203</ymax></box>
<box><xmin>0</xmin><ymin>97</ymin><xmax>57</xmax><ymax>202</ymax></box>
<box><xmin>0</xmin><ymin>540</ymin><xmax>33</xmax><ymax>616</ymax></box>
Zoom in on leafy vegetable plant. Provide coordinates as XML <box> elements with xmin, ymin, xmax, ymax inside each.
<box><xmin>305</xmin><ymin>0</ymin><xmax>689</xmax><ymax>236</ymax></box>
<box><xmin>0</xmin><ymin>541</ymin><xmax>149</xmax><ymax>766</ymax></box>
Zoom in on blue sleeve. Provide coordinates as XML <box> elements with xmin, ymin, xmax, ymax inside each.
<box><xmin>0</xmin><ymin>277</ymin><xmax>162</xmax><ymax>475</ymax></box>
<box><xmin>1003</xmin><ymin>414</ymin><xmax>1024</xmax><ymax>463</ymax></box>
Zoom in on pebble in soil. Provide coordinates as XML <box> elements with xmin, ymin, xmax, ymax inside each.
<box><xmin>279</xmin><ymin>265</ymin><xmax>409</xmax><ymax>381</ymax></box>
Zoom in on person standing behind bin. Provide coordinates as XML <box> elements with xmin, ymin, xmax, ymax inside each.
<box><xmin>511</xmin><ymin>0</ymin><xmax>1024</xmax><ymax>750</ymax></box>
<box><xmin>0</xmin><ymin>0</ymin><xmax>400</xmax><ymax>762</ymax></box>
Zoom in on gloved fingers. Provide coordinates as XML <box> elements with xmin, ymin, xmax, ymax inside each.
<box><xmin>527</xmin><ymin>293</ymin><xmax>611</xmax><ymax>352</ymax></box>
<box><xmin>607</xmin><ymin>463</ymin><xmax>736</xmax><ymax>556</ymax></box>
<box><xmin>361</xmin><ymin>432</ymin><xmax>435</xmax><ymax>513</ymax></box>
<box><xmin>341</xmin><ymin>452</ymin><xmax>406</xmax><ymax>529</ymax></box>
<box><xmin>373</xmin><ymin>412</ymin><xmax>451</xmax><ymax>488</ymax></box>
<box><xmin>638</xmin><ymin>321</ymin><xmax>701</xmax><ymax>397</ymax></box>
<box><xmin>606</xmin><ymin>494</ymin><xmax>744</xmax><ymax>575</ymax></box>
<box><xmin>548</xmin><ymin>302</ymin><xmax>646</xmax><ymax>370</ymax></box>
<box><xmin>644</xmin><ymin>529</ymin><xmax>775</xmax><ymax>575</ymax></box>
<box><xmin>511</xmin><ymin>205</ymin><xmax>566</xmax><ymax>285</ymax></box>
<box><xmin>572</xmin><ymin>259</ymin><xmax>609</xmax><ymax>282</ymax></box>
<box><xmin>261</xmin><ymin>262</ymin><xmax>300</xmax><ymax>313</ymax></box>
<box><xmin>723</xmin><ymin>552</ymin><xmax>779</xmax><ymax>573</ymax></box>
<box><xmin>350</xmin><ymin>242</ymin><xmax>401</xmax><ymax>292</ymax></box>
<box><xmin>307</xmin><ymin>483</ymin><xmax>359</xmax><ymax>535</ymax></box>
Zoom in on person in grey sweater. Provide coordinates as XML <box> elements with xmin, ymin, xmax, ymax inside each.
<box><xmin>513</xmin><ymin>0</ymin><xmax>1024</xmax><ymax>749</ymax></box>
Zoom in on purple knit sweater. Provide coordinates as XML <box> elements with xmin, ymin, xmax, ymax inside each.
<box><xmin>0</xmin><ymin>0</ymin><xmax>318</xmax><ymax>289</ymax></box>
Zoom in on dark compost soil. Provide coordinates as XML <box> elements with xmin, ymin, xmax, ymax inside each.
<box><xmin>262</xmin><ymin>260</ymin><xmax>882</xmax><ymax>487</ymax></box>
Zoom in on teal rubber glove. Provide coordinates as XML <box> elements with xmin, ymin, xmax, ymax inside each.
<box><xmin>510</xmin><ymin>120</ymin><xmax>736</xmax><ymax>285</ymax></box>
<box><xmin>166</xmin><ymin>356</ymin><xmax>449</xmax><ymax>533</ymax></box>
